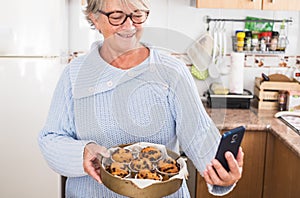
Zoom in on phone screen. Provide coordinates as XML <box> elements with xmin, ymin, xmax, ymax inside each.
<box><xmin>215</xmin><ymin>126</ymin><xmax>245</xmax><ymax>172</ymax></box>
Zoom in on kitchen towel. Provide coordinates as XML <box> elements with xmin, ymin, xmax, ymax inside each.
<box><xmin>229</xmin><ymin>52</ymin><xmax>245</xmax><ymax>94</ymax></box>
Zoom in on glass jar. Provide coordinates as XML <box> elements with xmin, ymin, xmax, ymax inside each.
<box><xmin>260</xmin><ymin>32</ymin><xmax>272</xmax><ymax>51</ymax></box>
<box><xmin>278</xmin><ymin>90</ymin><xmax>287</xmax><ymax>111</ymax></box>
<box><xmin>236</xmin><ymin>32</ymin><xmax>245</xmax><ymax>52</ymax></box>
<box><xmin>244</xmin><ymin>31</ymin><xmax>252</xmax><ymax>51</ymax></box>
<box><xmin>278</xmin><ymin>23</ymin><xmax>288</xmax><ymax>51</ymax></box>
<box><xmin>251</xmin><ymin>33</ymin><xmax>259</xmax><ymax>51</ymax></box>
<box><xmin>270</xmin><ymin>31</ymin><xmax>279</xmax><ymax>51</ymax></box>
<box><xmin>259</xmin><ymin>34</ymin><xmax>266</xmax><ymax>52</ymax></box>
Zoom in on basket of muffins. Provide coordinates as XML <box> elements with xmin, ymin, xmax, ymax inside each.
<box><xmin>100</xmin><ymin>142</ymin><xmax>188</xmax><ymax>198</ymax></box>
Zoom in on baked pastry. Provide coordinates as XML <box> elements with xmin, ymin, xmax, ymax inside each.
<box><xmin>136</xmin><ymin>169</ymin><xmax>161</xmax><ymax>180</ymax></box>
<box><xmin>111</xmin><ymin>148</ymin><xmax>133</xmax><ymax>163</ymax></box>
<box><xmin>157</xmin><ymin>157</ymin><xmax>180</xmax><ymax>174</ymax></box>
<box><xmin>130</xmin><ymin>157</ymin><xmax>153</xmax><ymax>171</ymax></box>
<box><xmin>106</xmin><ymin>162</ymin><xmax>129</xmax><ymax>178</ymax></box>
<box><xmin>139</xmin><ymin>146</ymin><xmax>162</xmax><ymax>161</ymax></box>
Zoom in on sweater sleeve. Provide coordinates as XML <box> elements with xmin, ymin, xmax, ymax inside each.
<box><xmin>166</xmin><ymin>59</ymin><xmax>235</xmax><ymax>195</ymax></box>
<box><xmin>38</xmin><ymin>65</ymin><xmax>94</xmax><ymax>177</ymax></box>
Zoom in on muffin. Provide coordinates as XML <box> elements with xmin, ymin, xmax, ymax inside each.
<box><xmin>139</xmin><ymin>146</ymin><xmax>162</xmax><ymax>161</ymax></box>
<box><xmin>130</xmin><ymin>157</ymin><xmax>153</xmax><ymax>172</ymax></box>
<box><xmin>157</xmin><ymin>157</ymin><xmax>180</xmax><ymax>174</ymax></box>
<box><xmin>111</xmin><ymin>148</ymin><xmax>133</xmax><ymax>163</ymax></box>
<box><xmin>106</xmin><ymin>162</ymin><xmax>130</xmax><ymax>178</ymax></box>
<box><xmin>136</xmin><ymin>169</ymin><xmax>161</xmax><ymax>181</ymax></box>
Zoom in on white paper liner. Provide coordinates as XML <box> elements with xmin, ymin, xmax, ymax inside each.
<box><xmin>102</xmin><ymin>142</ymin><xmax>189</xmax><ymax>189</ymax></box>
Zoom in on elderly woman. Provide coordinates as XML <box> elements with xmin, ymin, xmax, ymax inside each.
<box><xmin>38</xmin><ymin>0</ymin><xmax>243</xmax><ymax>197</ymax></box>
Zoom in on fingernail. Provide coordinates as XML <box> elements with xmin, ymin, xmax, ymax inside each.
<box><xmin>225</xmin><ymin>152</ymin><xmax>231</xmax><ymax>158</ymax></box>
<box><xmin>207</xmin><ymin>165</ymin><xmax>212</xmax><ymax>170</ymax></box>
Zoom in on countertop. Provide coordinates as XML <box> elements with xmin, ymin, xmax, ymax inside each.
<box><xmin>205</xmin><ymin>106</ymin><xmax>300</xmax><ymax>158</ymax></box>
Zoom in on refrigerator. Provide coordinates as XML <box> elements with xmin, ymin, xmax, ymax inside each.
<box><xmin>0</xmin><ymin>0</ymin><xmax>68</xmax><ymax>197</ymax></box>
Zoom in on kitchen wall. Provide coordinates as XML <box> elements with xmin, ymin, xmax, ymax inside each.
<box><xmin>144</xmin><ymin>0</ymin><xmax>300</xmax><ymax>95</ymax></box>
<box><xmin>69</xmin><ymin>0</ymin><xmax>300</xmax><ymax>95</ymax></box>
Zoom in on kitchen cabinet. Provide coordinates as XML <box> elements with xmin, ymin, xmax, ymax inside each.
<box><xmin>196</xmin><ymin>0</ymin><xmax>300</xmax><ymax>10</ymax></box>
<box><xmin>263</xmin><ymin>132</ymin><xmax>300</xmax><ymax>197</ymax></box>
<box><xmin>262</xmin><ymin>0</ymin><xmax>300</xmax><ymax>11</ymax></box>
<box><xmin>196</xmin><ymin>0</ymin><xmax>262</xmax><ymax>9</ymax></box>
<box><xmin>196</xmin><ymin>130</ymin><xmax>267</xmax><ymax>198</ymax></box>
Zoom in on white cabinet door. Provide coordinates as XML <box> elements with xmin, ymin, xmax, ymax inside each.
<box><xmin>0</xmin><ymin>0</ymin><xmax>68</xmax><ymax>56</ymax></box>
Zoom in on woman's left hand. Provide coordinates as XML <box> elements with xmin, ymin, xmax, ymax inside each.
<box><xmin>203</xmin><ymin>147</ymin><xmax>244</xmax><ymax>186</ymax></box>
<box><xmin>83</xmin><ymin>143</ymin><xmax>110</xmax><ymax>183</ymax></box>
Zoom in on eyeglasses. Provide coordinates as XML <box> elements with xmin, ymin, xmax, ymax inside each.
<box><xmin>98</xmin><ymin>10</ymin><xmax>149</xmax><ymax>26</ymax></box>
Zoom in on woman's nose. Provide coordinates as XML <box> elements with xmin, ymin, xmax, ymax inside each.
<box><xmin>121</xmin><ymin>16</ymin><xmax>134</xmax><ymax>28</ymax></box>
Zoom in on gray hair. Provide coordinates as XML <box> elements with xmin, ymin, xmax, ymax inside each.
<box><xmin>83</xmin><ymin>0</ymin><xmax>150</xmax><ymax>29</ymax></box>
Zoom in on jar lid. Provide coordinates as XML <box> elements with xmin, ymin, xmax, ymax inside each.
<box><xmin>272</xmin><ymin>31</ymin><xmax>279</xmax><ymax>37</ymax></box>
<box><xmin>236</xmin><ymin>32</ymin><xmax>245</xmax><ymax>38</ymax></box>
<box><xmin>252</xmin><ymin>34</ymin><xmax>258</xmax><ymax>39</ymax></box>
<box><xmin>261</xmin><ymin>32</ymin><xmax>272</xmax><ymax>37</ymax></box>
<box><xmin>235</xmin><ymin>30</ymin><xmax>244</xmax><ymax>35</ymax></box>
<box><xmin>245</xmin><ymin>31</ymin><xmax>252</xmax><ymax>37</ymax></box>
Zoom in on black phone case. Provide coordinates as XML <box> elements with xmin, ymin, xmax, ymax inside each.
<box><xmin>215</xmin><ymin>126</ymin><xmax>245</xmax><ymax>172</ymax></box>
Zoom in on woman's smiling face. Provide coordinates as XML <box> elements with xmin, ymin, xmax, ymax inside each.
<box><xmin>90</xmin><ymin>0</ymin><xmax>148</xmax><ymax>52</ymax></box>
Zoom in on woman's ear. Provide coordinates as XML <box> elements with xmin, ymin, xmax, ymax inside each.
<box><xmin>89</xmin><ymin>13</ymin><xmax>100</xmax><ymax>30</ymax></box>
<box><xmin>88</xmin><ymin>13</ymin><xmax>96</xmax><ymax>23</ymax></box>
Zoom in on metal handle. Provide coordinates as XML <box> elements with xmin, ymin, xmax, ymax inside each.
<box><xmin>271</xmin><ymin>0</ymin><xmax>275</xmax><ymax>3</ymax></box>
<box><xmin>251</xmin><ymin>0</ymin><xmax>256</xmax><ymax>2</ymax></box>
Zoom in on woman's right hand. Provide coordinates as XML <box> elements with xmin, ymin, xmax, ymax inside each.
<box><xmin>83</xmin><ymin>143</ymin><xmax>110</xmax><ymax>183</ymax></box>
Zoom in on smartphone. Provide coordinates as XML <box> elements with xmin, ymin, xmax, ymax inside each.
<box><xmin>215</xmin><ymin>126</ymin><xmax>245</xmax><ymax>172</ymax></box>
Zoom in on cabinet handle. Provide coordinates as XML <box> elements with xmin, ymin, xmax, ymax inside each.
<box><xmin>251</xmin><ymin>0</ymin><xmax>255</xmax><ymax>2</ymax></box>
<box><xmin>271</xmin><ymin>0</ymin><xmax>275</xmax><ymax>3</ymax></box>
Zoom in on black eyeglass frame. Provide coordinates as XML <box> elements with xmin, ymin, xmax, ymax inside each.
<box><xmin>98</xmin><ymin>9</ymin><xmax>150</xmax><ymax>26</ymax></box>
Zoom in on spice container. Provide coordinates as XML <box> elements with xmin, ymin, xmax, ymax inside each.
<box><xmin>278</xmin><ymin>23</ymin><xmax>288</xmax><ymax>51</ymax></box>
<box><xmin>270</xmin><ymin>31</ymin><xmax>279</xmax><ymax>51</ymax></box>
<box><xmin>278</xmin><ymin>90</ymin><xmax>287</xmax><ymax>111</ymax></box>
<box><xmin>251</xmin><ymin>33</ymin><xmax>259</xmax><ymax>51</ymax></box>
<box><xmin>259</xmin><ymin>34</ymin><xmax>266</xmax><ymax>52</ymax></box>
<box><xmin>244</xmin><ymin>31</ymin><xmax>252</xmax><ymax>51</ymax></box>
<box><xmin>261</xmin><ymin>32</ymin><xmax>272</xmax><ymax>51</ymax></box>
<box><xmin>236</xmin><ymin>32</ymin><xmax>245</xmax><ymax>52</ymax></box>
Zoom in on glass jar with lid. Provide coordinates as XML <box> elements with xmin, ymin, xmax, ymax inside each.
<box><xmin>270</xmin><ymin>31</ymin><xmax>279</xmax><ymax>51</ymax></box>
<box><xmin>236</xmin><ymin>32</ymin><xmax>245</xmax><ymax>52</ymax></box>
<box><xmin>260</xmin><ymin>32</ymin><xmax>272</xmax><ymax>51</ymax></box>
<box><xmin>259</xmin><ymin>33</ymin><xmax>266</xmax><ymax>52</ymax></box>
<box><xmin>244</xmin><ymin>31</ymin><xmax>252</xmax><ymax>51</ymax></box>
<box><xmin>278</xmin><ymin>90</ymin><xmax>287</xmax><ymax>111</ymax></box>
<box><xmin>251</xmin><ymin>33</ymin><xmax>259</xmax><ymax>51</ymax></box>
<box><xmin>278</xmin><ymin>23</ymin><xmax>288</xmax><ymax>51</ymax></box>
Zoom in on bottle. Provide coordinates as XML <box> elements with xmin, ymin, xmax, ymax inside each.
<box><xmin>277</xmin><ymin>22</ymin><xmax>288</xmax><ymax>51</ymax></box>
<box><xmin>259</xmin><ymin>33</ymin><xmax>266</xmax><ymax>52</ymax></box>
<box><xmin>244</xmin><ymin>31</ymin><xmax>252</xmax><ymax>51</ymax></box>
<box><xmin>278</xmin><ymin>90</ymin><xmax>287</xmax><ymax>111</ymax></box>
<box><xmin>251</xmin><ymin>33</ymin><xmax>259</xmax><ymax>51</ymax></box>
<box><xmin>260</xmin><ymin>32</ymin><xmax>272</xmax><ymax>51</ymax></box>
<box><xmin>270</xmin><ymin>31</ymin><xmax>279</xmax><ymax>51</ymax></box>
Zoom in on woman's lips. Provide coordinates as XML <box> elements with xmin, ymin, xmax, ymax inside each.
<box><xmin>116</xmin><ymin>30</ymin><xmax>136</xmax><ymax>38</ymax></box>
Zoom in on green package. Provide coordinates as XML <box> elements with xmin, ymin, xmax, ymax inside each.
<box><xmin>245</xmin><ymin>16</ymin><xmax>274</xmax><ymax>32</ymax></box>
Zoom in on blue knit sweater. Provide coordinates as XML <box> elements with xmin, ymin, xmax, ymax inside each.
<box><xmin>38</xmin><ymin>42</ymin><xmax>234</xmax><ymax>197</ymax></box>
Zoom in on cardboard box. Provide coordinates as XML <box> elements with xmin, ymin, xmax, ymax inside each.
<box><xmin>287</xmin><ymin>91</ymin><xmax>300</xmax><ymax>111</ymax></box>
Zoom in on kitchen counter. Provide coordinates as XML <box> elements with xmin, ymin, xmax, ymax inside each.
<box><xmin>205</xmin><ymin>106</ymin><xmax>300</xmax><ymax>158</ymax></box>
<box><xmin>195</xmin><ymin>105</ymin><xmax>300</xmax><ymax>198</ymax></box>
